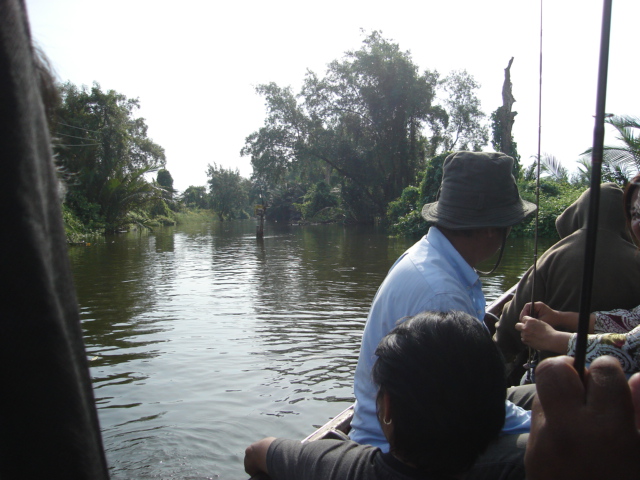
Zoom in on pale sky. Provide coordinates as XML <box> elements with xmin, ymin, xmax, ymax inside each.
<box><xmin>24</xmin><ymin>0</ymin><xmax>640</xmax><ymax>192</ymax></box>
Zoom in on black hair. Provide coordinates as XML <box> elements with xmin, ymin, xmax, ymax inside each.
<box><xmin>372</xmin><ymin>311</ymin><xmax>506</xmax><ymax>475</ymax></box>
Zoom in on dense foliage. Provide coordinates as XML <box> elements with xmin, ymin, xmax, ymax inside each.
<box><xmin>386</xmin><ymin>152</ymin><xmax>448</xmax><ymax>236</ymax></box>
<box><xmin>54</xmin><ymin>82</ymin><xmax>168</xmax><ymax>232</ymax></box>
<box><xmin>294</xmin><ymin>181</ymin><xmax>340</xmax><ymax>222</ymax></box>
<box><xmin>387</xmin><ymin>154</ymin><xmax>586</xmax><ymax>240</ymax></box>
<box><xmin>242</xmin><ymin>31</ymin><xmax>488</xmax><ymax>223</ymax></box>
<box><xmin>206</xmin><ymin>163</ymin><xmax>250</xmax><ymax>221</ymax></box>
<box><xmin>53</xmin><ymin>39</ymin><xmax>639</xmax><ymax>243</ymax></box>
<box><xmin>181</xmin><ymin>186</ymin><xmax>209</xmax><ymax>209</ymax></box>
<box><xmin>438</xmin><ymin>71</ymin><xmax>489</xmax><ymax>152</ymax></box>
<box><xmin>511</xmin><ymin>181</ymin><xmax>583</xmax><ymax>239</ymax></box>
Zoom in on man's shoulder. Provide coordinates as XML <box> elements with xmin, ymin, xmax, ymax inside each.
<box><xmin>403</xmin><ymin>232</ymin><xmax>458</xmax><ymax>272</ymax></box>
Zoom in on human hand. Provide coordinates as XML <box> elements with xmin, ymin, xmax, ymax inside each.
<box><xmin>520</xmin><ymin>302</ymin><xmax>584</xmax><ymax>332</ymax></box>
<box><xmin>244</xmin><ymin>437</ymin><xmax>276</xmax><ymax>478</ymax></box>
<box><xmin>515</xmin><ymin>316</ymin><xmax>570</xmax><ymax>353</ymax></box>
<box><xmin>520</xmin><ymin>301</ymin><xmax>559</xmax><ymax>325</ymax></box>
<box><xmin>525</xmin><ymin>356</ymin><xmax>640</xmax><ymax>480</ymax></box>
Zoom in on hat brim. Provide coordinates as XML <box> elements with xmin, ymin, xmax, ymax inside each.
<box><xmin>421</xmin><ymin>199</ymin><xmax>537</xmax><ymax>229</ymax></box>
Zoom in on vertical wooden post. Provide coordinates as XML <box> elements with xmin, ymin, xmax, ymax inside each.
<box><xmin>255</xmin><ymin>204</ymin><xmax>265</xmax><ymax>238</ymax></box>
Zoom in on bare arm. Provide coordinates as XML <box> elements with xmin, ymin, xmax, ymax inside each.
<box><xmin>520</xmin><ymin>302</ymin><xmax>595</xmax><ymax>333</ymax></box>
<box><xmin>515</xmin><ymin>316</ymin><xmax>572</xmax><ymax>353</ymax></box>
<box><xmin>244</xmin><ymin>437</ymin><xmax>276</xmax><ymax>478</ymax></box>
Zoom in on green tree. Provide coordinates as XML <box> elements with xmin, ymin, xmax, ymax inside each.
<box><xmin>491</xmin><ymin>109</ymin><xmax>521</xmax><ymax>176</ymax></box>
<box><xmin>101</xmin><ymin>166</ymin><xmax>163</xmax><ymax>227</ymax></box>
<box><xmin>386</xmin><ymin>152</ymin><xmax>450</xmax><ymax>236</ymax></box>
<box><xmin>181</xmin><ymin>186</ymin><xmax>209</xmax><ymax>209</ymax></box>
<box><xmin>242</xmin><ymin>31</ymin><xmax>438</xmax><ymax>222</ymax></box>
<box><xmin>206</xmin><ymin>163</ymin><xmax>248</xmax><ymax>221</ymax></box>
<box><xmin>157</xmin><ymin>169</ymin><xmax>175</xmax><ymax>197</ymax></box>
<box><xmin>54</xmin><ymin>82</ymin><xmax>166</xmax><ymax>231</ymax></box>
<box><xmin>438</xmin><ymin>70</ymin><xmax>488</xmax><ymax>152</ymax></box>
<box><xmin>419</xmin><ymin>152</ymin><xmax>450</xmax><ymax>204</ymax></box>
<box><xmin>264</xmin><ymin>183</ymin><xmax>306</xmax><ymax>222</ymax></box>
<box><xmin>512</xmin><ymin>180</ymin><xmax>583</xmax><ymax>238</ymax></box>
<box><xmin>295</xmin><ymin>181</ymin><xmax>339</xmax><ymax>220</ymax></box>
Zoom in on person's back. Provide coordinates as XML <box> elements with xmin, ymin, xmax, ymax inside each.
<box><xmin>495</xmin><ymin>183</ymin><xmax>640</xmax><ymax>371</ymax></box>
<box><xmin>349</xmin><ymin>152</ymin><xmax>536</xmax><ymax>478</ymax></box>
<box><xmin>350</xmin><ymin>225</ymin><xmax>486</xmax><ymax>448</ymax></box>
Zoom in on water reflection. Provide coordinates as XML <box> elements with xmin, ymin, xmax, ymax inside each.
<box><xmin>251</xmin><ymin>225</ymin><xmax>414</xmax><ymax>409</ymax></box>
<box><xmin>68</xmin><ymin>238</ymin><xmax>170</xmax><ymax>375</ymax></box>
<box><xmin>67</xmin><ymin>222</ymin><xmax>551</xmax><ymax>479</ymax></box>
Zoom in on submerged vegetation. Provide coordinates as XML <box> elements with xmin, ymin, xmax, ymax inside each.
<box><xmin>51</xmin><ymin>32</ymin><xmax>640</xmax><ymax>243</ymax></box>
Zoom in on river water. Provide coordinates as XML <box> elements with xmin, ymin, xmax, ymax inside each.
<box><xmin>67</xmin><ymin>221</ymin><xmax>552</xmax><ymax>479</ymax></box>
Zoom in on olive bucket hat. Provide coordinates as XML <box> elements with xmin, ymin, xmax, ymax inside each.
<box><xmin>421</xmin><ymin>151</ymin><xmax>537</xmax><ymax>229</ymax></box>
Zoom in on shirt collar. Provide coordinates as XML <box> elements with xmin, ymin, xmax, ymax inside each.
<box><xmin>427</xmin><ymin>227</ymin><xmax>480</xmax><ymax>289</ymax></box>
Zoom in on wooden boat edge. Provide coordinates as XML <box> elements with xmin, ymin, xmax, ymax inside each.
<box><xmin>302</xmin><ymin>405</ymin><xmax>354</xmax><ymax>443</ymax></box>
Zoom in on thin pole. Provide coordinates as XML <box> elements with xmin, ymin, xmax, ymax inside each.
<box><xmin>574</xmin><ymin>0</ymin><xmax>612</xmax><ymax>380</ymax></box>
<box><xmin>530</xmin><ymin>0</ymin><xmax>543</xmax><ymax>309</ymax></box>
<box><xmin>525</xmin><ymin>0</ymin><xmax>543</xmax><ymax>383</ymax></box>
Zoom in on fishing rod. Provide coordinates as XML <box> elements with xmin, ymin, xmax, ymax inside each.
<box><xmin>524</xmin><ymin>0</ymin><xmax>544</xmax><ymax>384</ymax></box>
<box><xmin>573</xmin><ymin>0</ymin><xmax>612</xmax><ymax>380</ymax></box>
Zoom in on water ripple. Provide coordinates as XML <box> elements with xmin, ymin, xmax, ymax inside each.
<box><xmin>67</xmin><ymin>222</ymin><xmax>548</xmax><ymax>479</ymax></box>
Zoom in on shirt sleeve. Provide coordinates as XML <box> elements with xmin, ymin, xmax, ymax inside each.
<box><xmin>267</xmin><ymin>438</ymin><xmax>377</xmax><ymax>480</ymax></box>
<box><xmin>501</xmin><ymin>401</ymin><xmax>531</xmax><ymax>435</ymax></box>
<box><xmin>593</xmin><ymin>305</ymin><xmax>640</xmax><ymax>334</ymax></box>
<box><xmin>267</xmin><ymin>438</ymin><xmax>311</xmax><ymax>479</ymax></box>
<box><xmin>567</xmin><ymin>326</ymin><xmax>640</xmax><ymax>374</ymax></box>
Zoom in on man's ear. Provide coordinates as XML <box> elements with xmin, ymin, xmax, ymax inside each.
<box><xmin>381</xmin><ymin>390</ymin><xmax>393</xmax><ymax>423</ymax></box>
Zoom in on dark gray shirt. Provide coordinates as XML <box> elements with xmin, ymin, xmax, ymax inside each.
<box><xmin>267</xmin><ymin>438</ymin><xmax>453</xmax><ymax>480</ymax></box>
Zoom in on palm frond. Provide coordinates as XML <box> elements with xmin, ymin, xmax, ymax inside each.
<box><xmin>583</xmin><ymin>115</ymin><xmax>640</xmax><ymax>175</ymax></box>
<box><xmin>537</xmin><ymin>153</ymin><xmax>568</xmax><ymax>182</ymax></box>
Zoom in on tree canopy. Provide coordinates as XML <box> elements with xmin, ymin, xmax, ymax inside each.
<box><xmin>206</xmin><ymin>163</ymin><xmax>248</xmax><ymax>221</ymax></box>
<box><xmin>242</xmin><ymin>32</ymin><xmax>494</xmax><ymax>223</ymax></box>
<box><xmin>181</xmin><ymin>186</ymin><xmax>209</xmax><ymax>209</ymax></box>
<box><xmin>54</xmin><ymin>82</ymin><xmax>166</xmax><ymax>230</ymax></box>
<box><xmin>242</xmin><ymin>31</ymin><xmax>440</xmax><ymax>221</ymax></box>
<box><xmin>437</xmin><ymin>70</ymin><xmax>488</xmax><ymax>152</ymax></box>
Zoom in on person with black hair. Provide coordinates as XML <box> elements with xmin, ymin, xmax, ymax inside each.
<box><xmin>244</xmin><ymin>311</ymin><xmax>508</xmax><ymax>480</ymax></box>
<box><xmin>350</xmin><ymin>152</ymin><xmax>536</xmax><ymax>475</ymax></box>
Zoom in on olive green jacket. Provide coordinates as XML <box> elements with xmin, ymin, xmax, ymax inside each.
<box><xmin>495</xmin><ymin>183</ymin><xmax>640</xmax><ymax>366</ymax></box>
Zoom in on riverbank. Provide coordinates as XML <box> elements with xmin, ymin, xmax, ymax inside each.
<box><xmin>64</xmin><ymin>207</ymin><xmax>218</xmax><ymax>244</ymax></box>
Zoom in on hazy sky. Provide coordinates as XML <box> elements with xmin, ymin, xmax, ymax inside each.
<box><xmin>24</xmin><ymin>0</ymin><xmax>640</xmax><ymax>192</ymax></box>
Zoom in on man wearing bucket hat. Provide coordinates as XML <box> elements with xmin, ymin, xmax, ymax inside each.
<box><xmin>350</xmin><ymin>151</ymin><xmax>537</xmax><ymax>478</ymax></box>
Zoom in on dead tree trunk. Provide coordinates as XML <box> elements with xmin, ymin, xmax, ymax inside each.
<box><xmin>497</xmin><ymin>57</ymin><xmax>517</xmax><ymax>156</ymax></box>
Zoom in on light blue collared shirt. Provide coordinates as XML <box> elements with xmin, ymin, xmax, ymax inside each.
<box><xmin>350</xmin><ymin>227</ymin><xmax>530</xmax><ymax>450</ymax></box>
